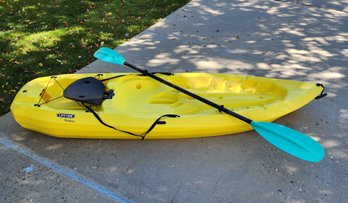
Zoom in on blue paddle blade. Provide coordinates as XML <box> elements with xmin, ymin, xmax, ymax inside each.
<box><xmin>251</xmin><ymin>121</ymin><xmax>325</xmax><ymax>162</ymax></box>
<box><xmin>94</xmin><ymin>47</ymin><xmax>126</xmax><ymax>65</ymax></box>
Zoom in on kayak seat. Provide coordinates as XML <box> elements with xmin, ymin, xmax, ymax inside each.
<box><xmin>63</xmin><ymin>77</ymin><xmax>109</xmax><ymax>105</ymax></box>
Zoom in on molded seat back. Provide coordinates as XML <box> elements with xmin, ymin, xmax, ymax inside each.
<box><xmin>63</xmin><ymin>77</ymin><xmax>105</xmax><ymax>105</ymax></box>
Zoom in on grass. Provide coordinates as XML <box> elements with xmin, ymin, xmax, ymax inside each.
<box><xmin>0</xmin><ymin>0</ymin><xmax>189</xmax><ymax>115</ymax></box>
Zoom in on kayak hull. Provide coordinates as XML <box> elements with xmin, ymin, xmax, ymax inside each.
<box><xmin>11</xmin><ymin>73</ymin><xmax>322</xmax><ymax>139</ymax></box>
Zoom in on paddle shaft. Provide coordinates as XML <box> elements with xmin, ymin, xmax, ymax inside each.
<box><xmin>124</xmin><ymin>62</ymin><xmax>252</xmax><ymax>124</ymax></box>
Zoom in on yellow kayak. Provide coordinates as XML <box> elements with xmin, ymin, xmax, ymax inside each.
<box><xmin>11</xmin><ymin>72</ymin><xmax>323</xmax><ymax>139</ymax></box>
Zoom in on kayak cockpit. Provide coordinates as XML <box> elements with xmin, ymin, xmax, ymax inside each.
<box><xmin>112</xmin><ymin>74</ymin><xmax>287</xmax><ymax>115</ymax></box>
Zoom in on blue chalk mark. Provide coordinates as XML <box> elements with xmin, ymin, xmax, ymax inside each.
<box><xmin>23</xmin><ymin>164</ymin><xmax>36</xmax><ymax>173</ymax></box>
<box><xmin>0</xmin><ymin>138</ymin><xmax>133</xmax><ymax>203</ymax></box>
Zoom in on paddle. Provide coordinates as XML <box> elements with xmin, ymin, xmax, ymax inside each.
<box><xmin>94</xmin><ymin>47</ymin><xmax>325</xmax><ymax>162</ymax></box>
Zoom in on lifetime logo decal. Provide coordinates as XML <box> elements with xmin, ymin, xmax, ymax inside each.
<box><xmin>57</xmin><ymin>113</ymin><xmax>75</xmax><ymax>119</ymax></box>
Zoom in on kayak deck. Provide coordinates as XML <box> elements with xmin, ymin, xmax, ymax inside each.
<box><xmin>11</xmin><ymin>73</ymin><xmax>322</xmax><ymax>139</ymax></box>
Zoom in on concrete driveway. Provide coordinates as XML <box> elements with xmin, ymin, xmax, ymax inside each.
<box><xmin>1</xmin><ymin>0</ymin><xmax>347</xmax><ymax>202</ymax></box>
